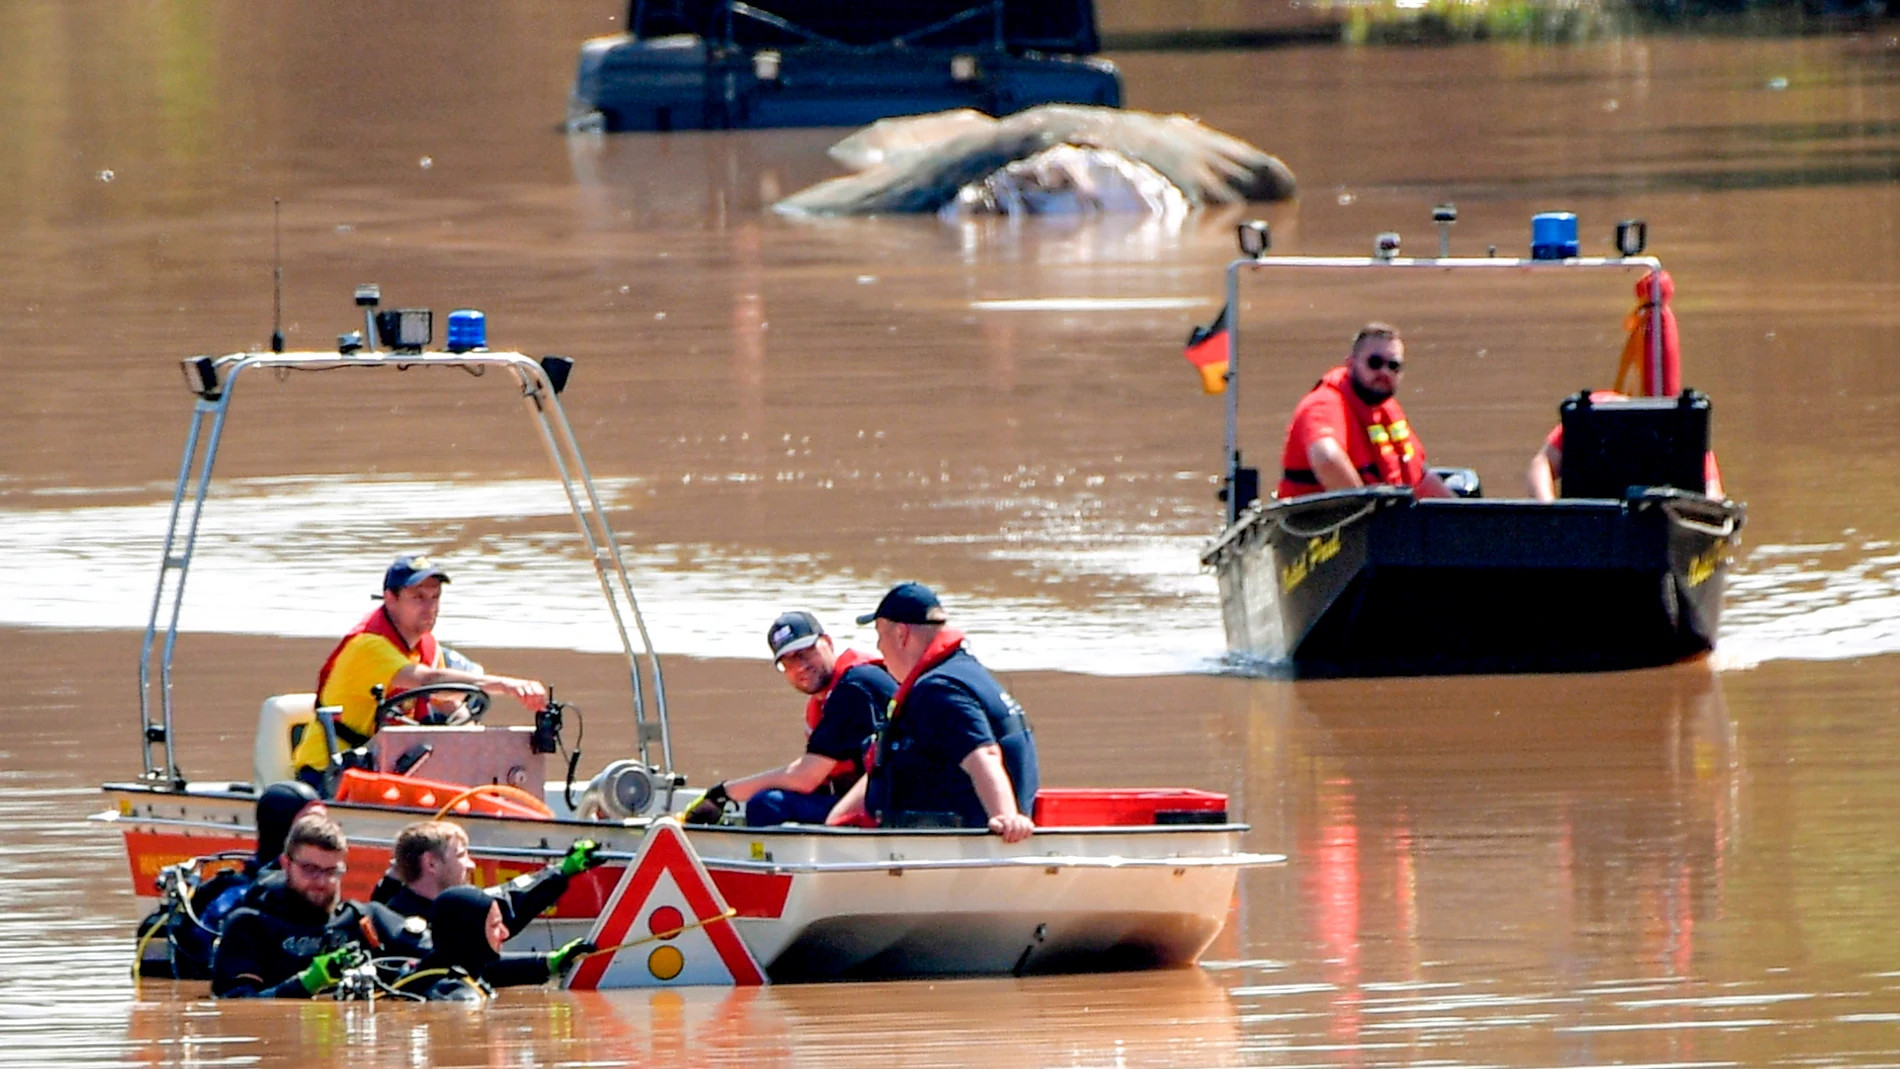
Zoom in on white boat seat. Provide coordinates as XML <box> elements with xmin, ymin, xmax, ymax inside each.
<box><xmin>254</xmin><ymin>693</ymin><xmax>316</xmax><ymax>787</ymax></box>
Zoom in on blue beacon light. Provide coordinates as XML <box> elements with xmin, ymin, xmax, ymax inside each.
<box><xmin>446</xmin><ymin>309</ymin><xmax>487</xmax><ymax>352</ymax></box>
<box><xmin>1530</xmin><ymin>212</ymin><xmax>1579</xmax><ymax>260</ymax></box>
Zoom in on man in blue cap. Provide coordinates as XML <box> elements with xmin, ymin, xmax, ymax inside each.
<box><xmin>291</xmin><ymin>554</ymin><xmax>549</xmax><ymax>791</ymax></box>
<box><xmin>826</xmin><ymin>583</ymin><xmax>1038</xmax><ymax>843</ymax></box>
<box><xmin>683</xmin><ymin>610</ymin><xmax>895</xmax><ymax>826</ymax></box>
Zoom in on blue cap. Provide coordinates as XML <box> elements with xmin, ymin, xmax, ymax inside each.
<box><xmin>381</xmin><ymin>554</ymin><xmax>451</xmax><ymax>594</ymax></box>
<box><xmin>856</xmin><ymin>582</ymin><xmax>947</xmax><ymax>626</ymax></box>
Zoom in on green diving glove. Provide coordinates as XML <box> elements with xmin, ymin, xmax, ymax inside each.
<box><xmin>298</xmin><ymin>944</ymin><xmax>367</xmax><ymax>995</ymax></box>
<box><xmin>560</xmin><ymin>839</ymin><xmax>604</xmax><ymax>878</ymax></box>
<box><xmin>548</xmin><ymin>938</ymin><xmax>596</xmax><ymax>975</ymax></box>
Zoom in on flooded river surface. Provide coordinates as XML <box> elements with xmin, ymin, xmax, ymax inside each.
<box><xmin>4</xmin><ymin>1</ymin><xmax>1900</xmax><ymax>1065</ymax></box>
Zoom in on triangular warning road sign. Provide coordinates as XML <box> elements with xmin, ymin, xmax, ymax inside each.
<box><xmin>564</xmin><ymin>818</ymin><xmax>765</xmax><ymax>989</ymax></box>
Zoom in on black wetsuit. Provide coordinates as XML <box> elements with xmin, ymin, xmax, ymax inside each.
<box><xmin>398</xmin><ymin>886</ymin><xmax>553</xmax><ymax>1000</ymax></box>
<box><xmin>374</xmin><ymin>866</ymin><xmax>571</xmax><ymax>939</ymax></box>
<box><xmin>211</xmin><ymin>882</ymin><xmax>408</xmax><ymax>998</ymax></box>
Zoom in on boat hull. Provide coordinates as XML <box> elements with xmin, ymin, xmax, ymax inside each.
<box><xmin>1203</xmin><ymin>488</ymin><xmax>1744</xmax><ymax>677</ymax></box>
<box><xmin>571</xmin><ymin>34</ymin><xmax>1120</xmax><ymax>132</ymax></box>
<box><xmin>106</xmin><ymin>782</ymin><xmax>1264</xmax><ymax>982</ymax></box>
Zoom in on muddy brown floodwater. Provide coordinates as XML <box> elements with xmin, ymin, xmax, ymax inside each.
<box><xmin>4</xmin><ymin>2</ymin><xmax>1900</xmax><ymax>1066</ymax></box>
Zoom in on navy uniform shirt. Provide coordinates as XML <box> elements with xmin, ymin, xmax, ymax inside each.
<box><xmin>868</xmin><ymin>648</ymin><xmax>1038</xmax><ymax>828</ymax></box>
<box><xmin>805</xmin><ymin>662</ymin><xmax>896</xmax><ymax>792</ymax></box>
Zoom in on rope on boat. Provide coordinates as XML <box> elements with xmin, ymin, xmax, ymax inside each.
<box><xmin>1661</xmin><ymin>503</ymin><xmax>1736</xmax><ymax>538</ymax></box>
<box><xmin>1274</xmin><ymin>501</ymin><xmax>1380</xmax><ymax>540</ymax></box>
<box><xmin>430</xmin><ymin>783</ymin><xmax>554</xmax><ymax>820</ymax></box>
<box><xmin>579</xmin><ymin>907</ymin><xmax>739</xmax><ymax>959</ymax></box>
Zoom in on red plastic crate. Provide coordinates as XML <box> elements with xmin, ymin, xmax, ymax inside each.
<box><xmin>1031</xmin><ymin>788</ymin><xmax>1229</xmax><ymax>827</ymax></box>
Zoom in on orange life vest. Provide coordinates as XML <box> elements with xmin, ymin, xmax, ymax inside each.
<box><xmin>314</xmin><ymin>607</ymin><xmax>440</xmax><ymax>734</ymax></box>
<box><xmin>804</xmin><ymin>647</ymin><xmax>883</xmax><ymax>734</ymax></box>
<box><xmin>859</xmin><ymin>627</ymin><xmax>968</xmax><ymax>778</ymax></box>
<box><xmin>1277</xmin><ymin>366</ymin><xmax>1425</xmax><ymax>499</ymax></box>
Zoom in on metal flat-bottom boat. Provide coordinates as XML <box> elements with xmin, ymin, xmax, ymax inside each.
<box><xmin>1194</xmin><ymin>213</ymin><xmax>1746</xmax><ymax>678</ymax></box>
<box><xmin>1205</xmin><ymin>487</ymin><xmax>1743</xmax><ymax>677</ymax></box>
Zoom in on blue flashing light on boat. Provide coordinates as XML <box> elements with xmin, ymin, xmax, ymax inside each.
<box><xmin>446</xmin><ymin>308</ymin><xmax>487</xmax><ymax>352</ymax></box>
<box><xmin>1531</xmin><ymin>212</ymin><xmax>1580</xmax><ymax>260</ymax></box>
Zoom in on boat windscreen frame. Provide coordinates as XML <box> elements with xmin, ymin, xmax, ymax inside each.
<box><xmin>1216</xmin><ymin>254</ymin><xmax>1665</xmax><ymax>526</ymax></box>
<box><xmin>136</xmin><ymin>350</ymin><xmax>671</xmax><ymax>787</ymax></box>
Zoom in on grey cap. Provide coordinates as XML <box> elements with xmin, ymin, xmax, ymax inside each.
<box><xmin>767</xmin><ymin>610</ymin><xmax>825</xmax><ymax>661</ymax></box>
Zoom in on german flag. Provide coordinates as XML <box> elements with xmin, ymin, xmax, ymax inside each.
<box><xmin>1182</xmin><ymin>303</ymin><xmax>1230</xmax><ymax>394</ymax></box>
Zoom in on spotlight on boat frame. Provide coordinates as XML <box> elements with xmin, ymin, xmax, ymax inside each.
<box><xmin>1616</xmin><ymin>219</ymin><xmax>1648</xmax><ymax>257</ymax></box>
<box><xmin>1236</xmin><ymin>220</ymin><xmax>1270</xmax><ymax>258</ymax></box>
<box><xmin>374</xmin><ymin>309</ymin><xmax>433</xmax><ymax>353</ymax></box>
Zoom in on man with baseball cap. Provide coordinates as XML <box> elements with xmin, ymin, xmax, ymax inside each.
<box><xmin>683</xmin><ymin>610</ymin><xmax>895</xmax><ymax>826</ymax></box>
<box><xmin>290</xmin><ymin>554</ymin><xmax>549</xmax><ymax>792</ymax></box>
<box><xmin>826</xmin><ymin>582</ymin><xmax>1039</xmax><ymax>843</ymax></box>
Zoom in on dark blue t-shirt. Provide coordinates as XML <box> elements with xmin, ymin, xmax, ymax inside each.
<box><xmin>805</xmin><ymin>663</ymin><xmax>895</xmax><ymax>779</ymax></box>
<box><xmin>868</xmin><ymin>648</ymin><xmax>1038</xmax><ymax>828</ymax></box>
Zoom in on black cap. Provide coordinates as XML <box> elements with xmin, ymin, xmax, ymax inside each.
<box><xmin>380</xmin><ymin>554</ymin><xmax>451</xmax><ymax>596</ymax></box>
<box><xmin>767</xmin><ymin>610</ymin><xmax>825</xmax><ymax>661</ymax></box>
<box><xmin>855</xmin><ymin>582</ymin><xmax>947</xmax><ymax>626</ymax></box>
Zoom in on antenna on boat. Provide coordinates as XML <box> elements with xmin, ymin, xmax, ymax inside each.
<box><xmin>270</xmin><ymin>199</ymin><xmax>284</xmax><ymax>354</ymax></box>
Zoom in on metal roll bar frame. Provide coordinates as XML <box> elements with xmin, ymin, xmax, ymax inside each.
<box><xmin>135</xmin><ymin>350</ymin><xmax>671</xmax><ymax>786</ymax></box>
<box><xmin>1216</xmin><ymin>251</ymin><xmax>1666</xmax><ymax>526</ymax></box>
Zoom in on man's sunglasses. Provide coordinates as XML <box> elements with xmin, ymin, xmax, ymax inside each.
<box><xmin>1365</xmin><ymin>354</ymin><xmax>1405</xmax><ymax>372</ymax></box>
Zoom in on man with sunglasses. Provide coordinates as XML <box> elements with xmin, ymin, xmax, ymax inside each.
<box><xmin>682</xmin><ymin>610</ymin><xmax>895</xmax><ymax>827</ymax></box>
<box><xmin>213</xmin><ymin>813</ymin><xmax>406</xmax><ymax>998</ymax></box>
<box><xmin>1276</xmin><ymin>322</ymin><xmax>1454</xmax><ymax>500</ymax></box>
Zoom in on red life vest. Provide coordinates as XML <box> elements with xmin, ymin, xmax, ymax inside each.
<box><xmin>1277</xmin><ymin>366</ymin><xmax>1425</xmax><ymax>499</ymax></box>
<box><xmin>804</xmin><ymin>647</ymin><xmax>883</xmax><ymax>734</ymax></box>
<box><xmin>314</xmin><ymin>606</ymin><xmax>439</xmax><ymax>707</ymax></box>
<box><xmin>864</xmin><ymin>628</ymin><xmax>968</xmax><ymax>775</ymax></box>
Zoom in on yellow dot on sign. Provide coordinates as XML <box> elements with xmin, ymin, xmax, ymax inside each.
<box><xmin>648</xmin><ymin>944</ymin><xmax>685</xmax><ymax>981</ymax></box>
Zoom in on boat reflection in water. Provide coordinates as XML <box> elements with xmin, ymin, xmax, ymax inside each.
<box><xmin>1226</xmin><ymin>664</ymin><xmax>1738</xmax><ymax>1050</ymax></box>
<box><xmin>123</xmin><ymin>969</ymin><xmax>1241</xmax><ymax>1067</ymax></box>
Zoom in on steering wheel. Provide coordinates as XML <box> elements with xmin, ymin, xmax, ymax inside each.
<box><xmin>374</xmin><ymin>683</ymin><xmax>491</xmax><ymax>727</ymax></box>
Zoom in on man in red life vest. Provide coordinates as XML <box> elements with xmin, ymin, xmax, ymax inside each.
<box><xmin>291</xmin><ymin>555</ymin><xmax>549</xmax><ymax>792</ymax></box>
<box><xmin>1526</xmin><ymin>390</ymin><xmax>1724</xmax><ymax>501</ymax></box>
<box><xmin>681</xmin><ymin>610</ymin><xmax>896</xmax><ymax>827</ymax></box>
<box><xmin>1276</xmin><ymin>323</ymin><xmax>1455</xmax><ymax>501</ymax></box>
<box><xmin>825</xmin><ymin>583</ymin><xmax>1039</xmax><ymax>844</ymax></box>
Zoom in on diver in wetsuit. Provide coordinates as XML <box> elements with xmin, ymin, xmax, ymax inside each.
<box><xmin>393</xmin><ymin>886</ymin><xmax>592</xmax><ymax>1001</ymax></box>
<box><xmin>212</xmin><ymin>812</ymin><xmax>408</xmax><ymax>998</ymax></box>
<box><xmin>136</xmin><ymin>780</ymin><xmax>327</xmax><ymax>979</ymax></box>
<box><xmin>370</xmin><ymin>820</ymin><xmax>604</xmax><ymax>937</ymax></box>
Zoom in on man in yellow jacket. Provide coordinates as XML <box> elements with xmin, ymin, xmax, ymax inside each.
<box><xmin>291</xmin><ymin>554</ymin><xmax>548</xmax><ymax>791</ymax></box>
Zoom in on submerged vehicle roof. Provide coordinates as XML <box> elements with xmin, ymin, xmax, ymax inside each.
<box><xmin>627</xmin><ymin>0</ymin><xmax>1102</xmax><ymax>54</ymax></box>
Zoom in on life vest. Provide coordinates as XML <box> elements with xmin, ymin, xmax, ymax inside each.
<box><xmin>804</xmin><ymin>647</ymin><xmax>882</xmax><ymax>735</ymax></box>
<box><xmin>313</xmin><ymin>607</ymin><xmax>439</xmax><ymax>744</ymax></box>
<box><xmin>1613</xmin><ymin>270</ymin><xmax>1679</xmax><ymax>397</ymax></box>
<box><xmin>1277</xmin><ymin>365</ymin><xmax>1425</xmax><ymax>499</ymax></box>
<box><xmin>866</xmin><ymin>630</ymin><xmax>1039</xmax><ymax>828</ymax></box>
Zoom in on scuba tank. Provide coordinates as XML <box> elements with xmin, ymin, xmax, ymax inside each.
<box><xmin>135</xmin><ymin>853</ymin><xmax>253</xmax><ymax>980</ymax></box>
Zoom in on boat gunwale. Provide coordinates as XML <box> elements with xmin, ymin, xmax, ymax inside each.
<box><xmin>97</xmin><ymin>784</ymin><xmax>1261</xmax><ymax>841</ymax></box>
